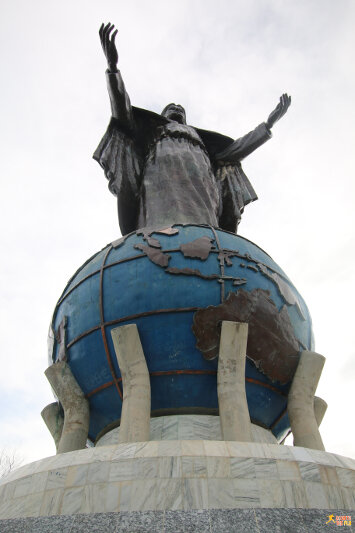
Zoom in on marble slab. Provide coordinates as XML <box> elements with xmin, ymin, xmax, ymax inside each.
<box><xmin>96</xmin><ymin>415</ymin><xmax>278</xmax><ymax>446</ymax></box>
<box><xmin>0</xmin><ymin>440</ymin><xmax>354</xmax><ymax>518</ymax></box>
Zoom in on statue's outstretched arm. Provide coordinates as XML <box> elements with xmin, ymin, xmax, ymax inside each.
<box><xmin>266</xmin><ymin>93</ymin><xmax>291</xmax><ymax>129</ymax></box>
<box><xmin>215</xmin><ymin>123</ymin><xmax>271</xmax><ymax>163</ymax></box>
<box><xmin>215</xmin><ymin>94</ymin><xmax>291</xmax><ymax>163</ymax></box>
<box><xmin>99</xmin><ymin>22</ymin><xmax>134</xmax><ymax>128</ymax></box>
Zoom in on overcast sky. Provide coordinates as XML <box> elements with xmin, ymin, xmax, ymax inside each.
<box><xmin>0</xmin><ymin>0</ymin><xmax>354</xmax><ymax>465</ymax></box>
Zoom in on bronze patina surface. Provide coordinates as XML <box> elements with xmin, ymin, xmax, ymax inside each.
<box><xmin>94</xmin><ymin>23</ymin><xmax>291</xmax><ymax>236</ymax></box>
<box><xmin>192</xmin><ymin>289</ymin><xmax>300</xmax><ymax>384</ymax></box>
<box><xmin>180</xmin><ymin>236</ymin><xmax>215</xmax><ymax>260</ymax></box>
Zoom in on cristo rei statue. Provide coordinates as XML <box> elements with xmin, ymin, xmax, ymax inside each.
<box><xmin>94</xmin><ymin>23</ymin><xmax>291</xmax><ymax>236</ymax></box>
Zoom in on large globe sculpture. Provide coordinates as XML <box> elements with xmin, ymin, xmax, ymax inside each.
<box><xmin>49</xmin><ymin>224</ymin><xmax>314</xmax><ymax>443</ymax></box>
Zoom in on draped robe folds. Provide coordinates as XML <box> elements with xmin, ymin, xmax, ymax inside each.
<box><xmin>93</xmin><ymin>70</ymin><xmax>272</xmax><ymax>236</ymax></box>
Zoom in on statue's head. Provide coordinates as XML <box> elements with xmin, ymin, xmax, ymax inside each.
<box><xmin>161</xmin><ymin>103</ymin><xmax>186</xmax><ymax>125</ymax></box>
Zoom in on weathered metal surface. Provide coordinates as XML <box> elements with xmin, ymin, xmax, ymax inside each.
<box><xmin>150</xmin><ymin>369</ymin><xmax>217</xmax><ymax>377</ymax></box>
<box><xmin>136</xmin><ymin>226</ymin><xmax>180</xmax><ymax>248</ymax></box>
<box><xmin>67</xmin><ymin>306</ymin><xmax>200</xmax><ymax>349</ymax></box>
<box><xmin>192</xmin><ymin>289</ymin><xmax>300</xmax><ymax>384</ymax></box>
<box><xmin>166</xmin><ymin>267</ymin><xmax>219</xmax><ymax>280</ymax></box>
<box><xmin>50</xmin><ymin>225</ymin><xmax>312</xmax><ymax>442</ymax></box>
<box><xmin>86</xmin><ymin>379</ymin><xmax>120</xmax><ymax>399</ymax></box>
<box><xmin>134</xmin><ymin>244</ymin><xmax>170</xmax><ymax>267</ymax></box>
<box><xmin>136</xmin><ymin>230</ymin><xmax>161</xmax><ymax>248</ymax></box>
<box><xmin>233</xmin><ymin>278</ymin><xmax>247</xmax><ymax>286</ymax></box>
<box><xmin>111</xmin><ymin>235</ymin><xmax>128</xmax><ymax>249</ymax></box>
<box><xmin>100</xmin><ymin>245</ymin><xmax>123</xmax><ymax>400</ymax></box>
<box><xmin>246</xmin><ymin>376</ymin><xmax>287</xmax><ymax>396</ymax></box>
<box><xmin>154</xmin><ymin>226</ymin><xmax>180</xmax><ymax>236</ymax></box>
<box><xmin>56</xmin><ymin>316</ymin><xmax>67</xmax><ymax>362</ymax></box>
<box><xmin>180</xmin><ymin>236</ymin><xmax>214</xmax><ymax>260</ymax></box>
<box><xmin>270</xmin><ymin>407</ymin><xmax>288</xmax><ymax>429</ymax></box>
<box><xmin>67</xmin><ymin>325</ymin><xmax>101</xmax><ymax>349</ymax></box>
<box><xmin>55</xmin><ymin>229</ymin><xmax>300</xmax><ymax>316</ymax></box>
<box><xmin>218</xmin><ymin>250</ymin><xmax>238</xmax><ymax>266</ymax></box>
<box><xmin>210</xmin><ymin>227</ymin><xmax>225</xmax><ymax>302</ymax></box>
<box><xmin>258</xmin><ymin>263</ymin><xmax>305</xmax><ymax>320</ymax></box>
<box><xmin>85</xmin><ymin>372</ymin><xmax>287</xmax><ymax>401</ymax></box>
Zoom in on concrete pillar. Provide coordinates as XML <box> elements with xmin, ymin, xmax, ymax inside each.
<box><xmin>288</xmin><ymin>350</ymin><xmax>325</xmax><ymax>451</ymax></box>
<box><xmin>41</xmin><ymin>402</ymin><xmax>64</xmax><ymax>452</ymax></box>
<box><xmin>111</xmin><ymin>324</ymin><xmax>151</xmax><ymax>443</ymax></box>
<box><xmin>314</xmin><ymin>396</ymin><xmax>328</xmax><ymax>427</ymax></box>
<box><xmin>45</xmin><ymin>361</ymin><xmax>89</xmax><ymax>454</ymax></box>
<box><xmin>217</xmin><ymin>321</ymin><xmax>253</xmax><ymax>442</ymax></box>
<box><xmin>280</xmin><ymin>395</ymin><xmax>327</xmax><ymax>446</ymax></box>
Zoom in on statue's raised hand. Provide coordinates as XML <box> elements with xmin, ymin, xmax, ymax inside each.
<box><xmin>99</xmin><ymin>23</ymin><xmax>118</xmax><ymax>73</ymax></box>
<box><xmin>266</xmin><ymin>93</ymin><xmax>291</xmax><ymax>129</ymax></box>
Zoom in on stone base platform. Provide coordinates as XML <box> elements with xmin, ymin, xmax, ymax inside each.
<box><xmin>0</xmin><ymin>508</ymin><xmax>354</xmax><ymax>533</ymax></box>
<box><xmin>0</xmin><ymin>441</ymin><xmax>354</xmax><ymax>521</ymax></box>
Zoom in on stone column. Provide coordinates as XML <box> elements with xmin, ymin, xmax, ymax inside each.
<box><xmin>288</xmin><ymin>350</ymin><xmax>325</xmax><ymax>451</ymax></box>
<box><xmin>217</xmin><ymin>321</ymin><xmax>253</xmax><ymax>442</ymax></box>
<box><xmin>314</xmin><ymin>396</ymin><xmax>328</xmax><ymax>427</ymax></box>
<box><xmin>44</xmin><ymin>361</ymin><xmax>89</xmax><ymax>454</ymax></box>
<box><xmin>111</xmin><ymin>324</ymin><xmax>151</xmax><ymax>443</ymax></box>
<box><xmin>41</xmin><ymin>402</ymin><xmax>64</xmax><ymax>452</ymax></box>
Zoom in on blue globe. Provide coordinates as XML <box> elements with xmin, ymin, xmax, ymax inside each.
<box><xmin>49</xmin><ymin>224</ymin><xmax>313</xmax><ymax>443</ymax></box>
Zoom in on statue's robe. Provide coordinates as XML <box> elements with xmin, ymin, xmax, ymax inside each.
<box><xmin>94</xmin><ymin>71</ymin><xmax>272</xmax><ymax>236</ymax></box>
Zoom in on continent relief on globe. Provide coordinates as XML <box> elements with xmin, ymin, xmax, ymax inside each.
<box><xmin>192</xmin><ymin>289</ymin><xmax>300</xmax><ymax>384</ymax></box>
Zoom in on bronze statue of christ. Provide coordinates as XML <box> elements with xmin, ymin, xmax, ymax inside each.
<box><xmin>94</xmin><ymin>23</ymin><xmax>291</xmax><ymax>236</ymax></box>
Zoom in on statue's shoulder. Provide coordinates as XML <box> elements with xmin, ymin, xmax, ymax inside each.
<box><xmin>195</xmin><ymin>127</ymin><xmax>234</xmax><ymax>157</ymax></box>
<box><xmin>107</xmin><ymin>107</ymin><xmax>168</xmax><ymax>150</ymax></box>
<box><xmin>132</xmin><ymin>107</ymin><xmax>169</xmax><ymax>148</ymax></box>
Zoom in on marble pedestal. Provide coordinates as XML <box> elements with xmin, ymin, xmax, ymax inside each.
<box><xmin>0</xmin><ymin>441</ymin><xmax>354</xmax><ymax>530</ymax></box>
<box><xmin>0</xmin><ymin>416</ymin><xmax>354</xmax><ymax>531</ymax></box>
